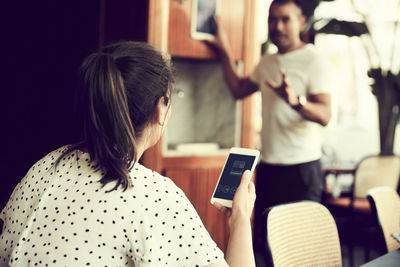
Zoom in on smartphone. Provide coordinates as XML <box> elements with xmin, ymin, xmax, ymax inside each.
<box><xmin>190</xmin><ymin>0</ymin><xmax>221</xmax><ymax>40</ymax></box>
<box><xmin>210</xmin><ymin>147</ymin><xmax>260</xmax><ymax>208</ymax></box>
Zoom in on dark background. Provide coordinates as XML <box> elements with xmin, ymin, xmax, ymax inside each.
<box><xmin>1</xmin><ymin>0</ymin><xmax>149</xmax><ymax>209</ymax></box>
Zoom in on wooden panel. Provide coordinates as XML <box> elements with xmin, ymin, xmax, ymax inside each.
<box><xmin>163</xmin><ymin>155</ymin><xmax>227</xmax><ymax>169</ymax></box>
<box><xmin>240</xmin><ymin>0</ymin><xmax>262</xmax><ymax>149</ymax></box>
<box><xmin>148</xmin><ymin>0</ymin><xmax>169</xmax><ymax>52</ymax></box>
<box><xmin>143</xmin><ymin>0</ymin><xmax>169</xmax><ymax>172</ymax></box>
<box><xmin>164</xmin><ymin>165</ymin><xmax>230</xmax><ymax>252</ymax></box>
<box><xmin>220</xmin><ymin>0</ymin><xmax>245</xmax><ymax>61</ymax></box>
<box><xmin>168</xmin><ymin>0</ymin><xmax>244</xmax><ymax>60</ymax></box>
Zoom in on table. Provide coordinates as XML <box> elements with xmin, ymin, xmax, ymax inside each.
<box><xmin>360</xmin><ymin>248</ymin><xmax>400</xmax><ymax>266</ymax></box>
<box><xmin>323</xmin><ymin>166</ymin><xmax>356</xmax><ymax>198</ymax></box>
<box><xmin>323</xmin><ymin>167</ymin><xmax>356</xmax><ymax>175</ymax></box>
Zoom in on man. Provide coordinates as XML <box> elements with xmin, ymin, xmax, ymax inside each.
<box><xmin>208</xmin><ymin>0</ymin><xmax>332</xmax><ymax>265</ymax></box>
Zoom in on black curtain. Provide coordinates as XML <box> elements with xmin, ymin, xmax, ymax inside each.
<box><xmin>0</xmin><ymin>0</ymin><xmax>148</xmax><ymax>209</ymax></box>
<box><xmin>1</xmin><ymin>1</ymin><xmax>100</xmax><ymax>209</ymax></box>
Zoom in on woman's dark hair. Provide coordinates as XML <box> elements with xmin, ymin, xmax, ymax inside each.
<box><xmin>58</xmin><ymin>41</ymin><xmax>174</xmax><ymax>191</ymax></box>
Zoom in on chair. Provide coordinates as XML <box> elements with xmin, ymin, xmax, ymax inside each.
<box><xmin>325</xmin><ymin>155</ymin><xmax>400</xmax><ymax>212</ymax></box>
<box><xmin>367</xmin><ymin>186</ymin><xmax>400</xmax><ymax>253</ymax></box>
<box><xmin>324</xmin><ymin>155</ymin><xmax>400</xmax><ymax>265</ymax></box>
<box><xmin>266</xmin><ymin>201</ymin><xmax>342</xmax><ymax>267</ymax></box>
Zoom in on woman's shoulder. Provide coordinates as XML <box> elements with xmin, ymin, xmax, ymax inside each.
<box><xmin>45</xmin><ymin>144</ymin><xmax>74</xmax><ymax>157</ymax></box>
<box><xmin>127</xmin><ymin>163</ymin><xmax>193</xmax><ymax>205</ymax></box>
<box><xmin>129</xmin><ymin>163</ymin><xmax>178</xmax><ymax>190</ymax></box>
<box><xmin>23</xmin><ymin>145</ymin><xmax>73</xmax><ymax>175</ymax></box>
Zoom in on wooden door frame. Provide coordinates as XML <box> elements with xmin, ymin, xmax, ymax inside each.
<box><xmin>143</xmin><ymin>0</ymin><xmax>261</xmax><ymax>171</ymax></box>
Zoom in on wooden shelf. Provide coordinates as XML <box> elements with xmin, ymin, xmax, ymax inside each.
<box><xmin>168</xmin><ymin>0</ymin><xmax>245</xmax><ymax>60</ymax></box>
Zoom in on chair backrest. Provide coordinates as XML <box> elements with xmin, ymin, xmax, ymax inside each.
<box><xmin>367</xmin><ymin>186</ymin><xmax>400</xmax><ymax>252</ymax></box>
<box><xmin>354</xmin><ymin>155</ymin><xmax>400</xmax><ymax>199</ymax></box>
<box><xmin>266</xmin><ymin>201</ymin><xmax>342</xmax><ymax>267</ymax></box>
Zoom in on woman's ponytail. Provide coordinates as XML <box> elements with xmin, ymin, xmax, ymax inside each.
<box><xmin>79</xmin><ymin>52</ymin><xmax>136</xmax><ymax>191</ymax></box>
<box><xmin>56</xmin><ymin>41</ymin><xmax>174</xmax><ymax>192</ymax></box>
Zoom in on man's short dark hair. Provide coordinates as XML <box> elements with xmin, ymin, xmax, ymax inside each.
<box><xmin>271</xmin><ymin>0</ymin><xmax>319</xmax><ymax>19</ymax></box>
<box><xmin>271</xmin><ymin>0</ymin><xmax>304</xmax><ymax>14</ymax></box>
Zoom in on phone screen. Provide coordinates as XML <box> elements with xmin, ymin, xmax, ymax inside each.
<box><xmin>196</xmin><ymin>0</ymin><xmax>217</xmax><ymax>35</ymax></box>
<box><xmin>214</xmin><ymin>153</ymin><xmax>256</xmax><ymax>200</ymax></box>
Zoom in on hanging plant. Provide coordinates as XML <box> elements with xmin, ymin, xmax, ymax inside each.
<box><xmin>307</xmin><ymin>0</ymin><xmax>400</xmax><ymax>155</ymax></box>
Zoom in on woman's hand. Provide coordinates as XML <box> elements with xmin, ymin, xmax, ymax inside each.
<box><xmin>213</xmin><ymin>170</ymin><xmax>256</xmax><ymax>224</ymax></box>
<box><xmin>230</xmin><ymin>170</ymin><xmax>256</xmax><ymax>224</ymax></box>
<box><xmin>212</xmin><ymin>170</ymin><xmax>257</xmax><ymax>267</ymax></box>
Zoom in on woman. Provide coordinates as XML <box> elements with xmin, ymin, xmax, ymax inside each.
<box><xmin>0</xmin><ymin>41</ymin><xmax>255</xmax><ymax>266</ymax></box>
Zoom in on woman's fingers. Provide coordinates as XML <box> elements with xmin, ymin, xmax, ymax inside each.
<box><xmin>248</xmin><ymin>180</ymin><xmax>255</xmax><ymax>194</ymax></box>
<box><xmin>213</xmin><ymin>170</ymin><xmax>255</xmax><ymax>220</ymax></box>
<box><xmin>234</xmin><ymin>170</ymin><xmax>255</xmax><ymax>210</ymax></box>
<box><xmin>240</xmin><ymin>170</ymin><xmax>252</xmax><ymax>187</ymax></box>
<box><xmin>248</xmin><ymin>181</ymin><xmax>256</xmax><ymax>207</ymax></box>
<box><xmin>234</xmin><ymin>170</ymin><xmax>251</xmax><ymax>197</ymax></box>
<box><xmin>213</xmin><ymin>201</ymin><xmax>232</xmax><ymax>217</ymax></box>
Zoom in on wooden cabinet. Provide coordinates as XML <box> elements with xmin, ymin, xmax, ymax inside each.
<box><xmin>168</xmin><ymin>0</ymin><xmax>245</xmax><ymax>60</ymax></box>
<box><xmin>146</xmin><ymin>0</ymin><xmax>262</xmax><ymax>252</ymax></box>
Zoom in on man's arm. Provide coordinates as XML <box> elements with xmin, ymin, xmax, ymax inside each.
<box><xmin>207</xmin><ymin>17</ymin><xmax>259</xmax><ymax>100</ymax></box>
<box><xmin>218</xmin><ymin>47</ymin><xmax>259</xmax><ymax>99</ymax></box>
<box><xmin>266</xmin><ymin>70</ymin><xmax>332</xmax><ymax>126</ymax></box>
<box><xmin>294</xmin><ymin>93</ymin><xmax>331</xmax><ymax>126</ymax></box>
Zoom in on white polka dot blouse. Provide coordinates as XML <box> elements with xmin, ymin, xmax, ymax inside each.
<box><xmin>0</xmin><ymin>146</ymin><xmax>224</xmax><ymax>266</ymax></box>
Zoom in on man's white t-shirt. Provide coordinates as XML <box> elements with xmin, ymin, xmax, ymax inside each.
<box><xmin>250</xmin><ymin>44</ymin><xmax>331</xmax><ymax>165</ymax></box>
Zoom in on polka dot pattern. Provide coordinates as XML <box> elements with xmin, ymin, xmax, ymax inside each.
<box><xmin>0</xmin><ymin>146</ymin><xmax>224</xmax><ymax>266</ymax></box>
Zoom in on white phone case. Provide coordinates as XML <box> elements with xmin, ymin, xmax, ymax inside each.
<box><xmin>210</xmin><ymin>147</ymin><xmax>260</xmax><ymax>208</ymax></box>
